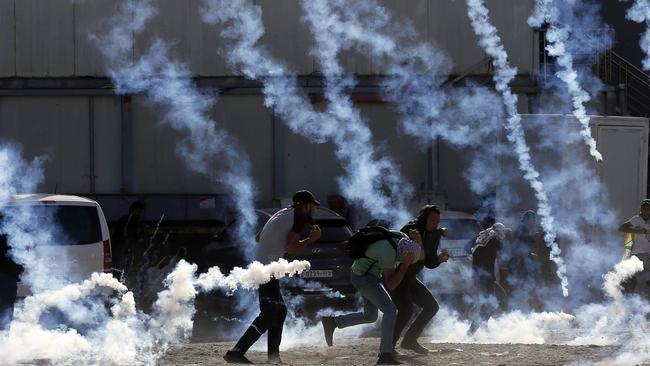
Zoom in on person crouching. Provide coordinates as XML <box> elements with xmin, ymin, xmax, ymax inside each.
<box><xmin>321</xmin><ymin>229</ymin><xmax>420</xmax><ymax>365</ymax></box>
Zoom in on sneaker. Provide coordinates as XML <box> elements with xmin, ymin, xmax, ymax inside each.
<box><xmin>377</xmin><ymin>352</ymin><xmax>403</xmax><ymax>365</ymax></box>
<box><xmin>321</xmin><ymin>316</ymin><xmax>336</xmax><ymax>347</ymax></box>
<box><xmin>400</xmin><ymin>339</ymin><xmax>430</xmax><ymax>355</ymax></box>
<box><xmin>223</xmin><ymin>350</ymin><xmax>253</xmax><ymax>364</ymax></box>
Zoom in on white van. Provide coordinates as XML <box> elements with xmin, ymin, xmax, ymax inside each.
<box><xmin>0</xmin><ymin>194</ymin><xmax>112</xmax><ymax>297</ymax></box>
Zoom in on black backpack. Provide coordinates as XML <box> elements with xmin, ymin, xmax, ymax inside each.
<box><xmin>347</xmin><ymin>226</ymin><xmax>398</xmax><ymax>260</ymax></box>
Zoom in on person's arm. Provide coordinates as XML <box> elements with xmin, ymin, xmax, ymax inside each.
<box><xmin>286</xmin><ymin>225</ymin><xmax>321</xmax><ymax>254</ymax></box>
<box><xmin>383</xmin><ymin>253</ymin><xmax>414</xmax><ymax>290</ymax></box>
<box><xmin>423</xmin><ymin>230</ymin><xmax>448</xmax><ymax>269</ymax></box>
<box><xmin>619</xmin><ymin>221</ymin><xmax>646</xmax><ymax>234</ymax></box>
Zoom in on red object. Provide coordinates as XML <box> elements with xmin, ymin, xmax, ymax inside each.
<box><xmin>103</xmin><ymin>239</ymin><xmax>112</xmax><ymax>272</ymax></box>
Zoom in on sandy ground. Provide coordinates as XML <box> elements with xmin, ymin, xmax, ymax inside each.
<box><xmin>160</xmin><ymin>338</ymin><xmax>620</xmax><ymax>366</ymax></box>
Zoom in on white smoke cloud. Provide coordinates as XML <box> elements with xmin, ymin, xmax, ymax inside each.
<box><xmin>528</xmin><ymin>0</ymin><xmax>603</xmax><ymax>161</ymax></box>
<box><xmin>92</xmin><ymin>0</ymin><xmax>258</xmax><ymax>259</ymax></box>
<box><xmin>602</xmin><ymin>256</ymin><xmax>644</xmax><ymax>302</ymax></box>
<box><xmin>466</xmin><ymin>0</ymin><xmax>568</xmax><ymax>296</ymax></box>
<box><xmin>200</xmin><ymin>0</ymin><xmax>414</xmax><ymax>227</ymax></box>
<box><xmin>626</xmin><ymin>0</ymin><xmax>650</xmax><ymax>71</ymax></box>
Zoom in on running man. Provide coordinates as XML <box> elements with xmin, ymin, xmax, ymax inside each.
<box><xmin>224</xmin><ymin>190</ymin><xmax>322</xmax><ymax>364</ymax></box>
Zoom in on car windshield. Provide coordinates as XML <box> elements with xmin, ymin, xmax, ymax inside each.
<box><xmin>439</xmin><ymin>218</ymin><xmax>480</xmax><ymax>240</ymax></box>
<box><xmin>318</xmin><ymin>224</ymin><xmax>352</xmax><ymax>242</ymax></box>
<box><xmin>1</xmin><ymin>205</ymin><xmax>102</xmax><ymax>245</ymax></box>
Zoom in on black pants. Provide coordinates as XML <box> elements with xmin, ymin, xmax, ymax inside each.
<box><xmin>0</xmin><ymin>274</ymin><xmax>18</xmax><ymax>331</ymax></box>
<box><xmin>233</xmin><ymin>279</ymin><xmax>287</xmax><ymax>356</ymax></box>
<box><xmin>391</xmin><ymin>277</ymin><xmax>439</xmax><ymax>344</ymax></box>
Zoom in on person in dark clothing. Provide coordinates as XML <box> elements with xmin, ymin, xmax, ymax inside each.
<box><xmin>391</xmin><ymin>205</ymin><xmax>450</xmax><ymax>354</ymax></box>
<box><xmin>0</xmin><ymin>236</ymin><xmax>23</xmax><ymax>331</ymax></box>
<box><xmin>507</xmin><ymin>210</ymin><xmax>544</xmax><ymax>310</ymax></box>
<box><xmin>469</xmin><ymin>223</ymin><xmax>509</xmax><ymax>331</ymax></box>
<box><xmin>224</xmin><ymin>190</ymin><xmax>322</xmax><ymax>364</ymax></box>
<box><xmin>111</xmin><ymin>201</ymin><xmax>147</xmax><ymax>284</ymax></box>
<box><xmin>464</xmin><ymin>216</ymin><xmax>496</xmax><ymax>255</ymax></box>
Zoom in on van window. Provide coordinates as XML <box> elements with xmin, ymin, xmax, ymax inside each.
<box><xmin>1</xmin><ymin>205</ymin><xmax>103</xmax><ymax>245</ymax></box>
<box><xmin>53</xmin><ymin>206</ymin><xmax>103</xmax><ymax>245</ymax></box>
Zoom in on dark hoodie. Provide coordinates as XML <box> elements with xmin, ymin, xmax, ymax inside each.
<box><xmin>399</xmin><ymin>221</ymin><xmax>444</xmax><ymax>278</ymax></box>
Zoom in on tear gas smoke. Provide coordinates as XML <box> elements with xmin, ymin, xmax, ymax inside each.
<box><xmin>93</xmin><ymin>0</ymin><xmax>257</xmax><ymax>259</ymax></box>
<box><xmin>602</xmin><ymin>256</ymin><xmax>644</xmax><ymax>302</ymax></box>
<box><xmin>464</xmin><ymin>0</ymin><xmax>568</xmax><ymax>296</ymax></box>
<box><xmin>200</xmin><ymin>0</ymin><xmax>413</xmax><ymax>226</ymax></box>
<box><xmin>627</xmin><ymin>0</ymin><xmax>650</xmax><ymax>71</ymax></box>
<box><xmin>528</xmin><ymin>0</ymin><xmax>603</xmax><ymax>161</ymax></box>
<box><xmin>0</xmin><ymin>251</ymin><xmax>308</xmax><ymax>364</ymax></box>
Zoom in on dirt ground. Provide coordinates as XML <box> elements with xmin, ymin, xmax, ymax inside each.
<box><xmin>160</xmin><ymin>338</ymin><xmax>621</xmax><ymax>366</ymax></box>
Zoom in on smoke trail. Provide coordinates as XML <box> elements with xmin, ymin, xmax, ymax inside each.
<box><xmin>0</xmin><ymin>256</ymin><xmax>308</xmax><ymax>364</ymax></box>
<box><xmin>603</xmin><ymin>256</ymin><xmax>644</xmax><ymax>302</ymax></box>
<box><xmin>465</xmin><ymin>0</ymin><xmax>568</xmax><ymax>296</ymax></box>
<box><xmin>626</xmin><ymin>0</ymin><xmax>650</xmax><ymax>71</ymax></box>
<box><xmin>528</xmin><ymin>0</ymin><xmax>602</xmax><ymax>161</ymax></box>
<box><xmin>92</xmin><ymin>0</ymin><xmax>257</xmax><ymax>259</ymax></box>
<box><xmin>200</xmin><ymin>0</ymin><xmax>413</xmax><ymax>226</ymax></box>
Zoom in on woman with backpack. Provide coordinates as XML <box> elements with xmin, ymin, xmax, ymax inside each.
<box><xmin>391</xmin><ymin>205</ymin><xmax>450</xmax><ymax>354</ymax></box>
<box><xmin>321</xmin><ymin>228</ymin><xmax>421</xmax><ymax>365</ymax></box>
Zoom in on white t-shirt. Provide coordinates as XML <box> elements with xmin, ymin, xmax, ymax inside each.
<box><xmin>628</xmin><ymin>215</ymin><xmax>650</xmax><ymax>255</ymax></box>
<box><xmin>254</xmin><ymin>207</ymin><xmax>311</xmax><ymax>264</ymax></box>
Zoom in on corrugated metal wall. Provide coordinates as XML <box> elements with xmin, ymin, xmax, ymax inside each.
<box><xmin>0</xmin><ymin>0</ymin><xmax>539</xmax><ymax>210</ymax></box>
<box><xmin>0</xmin><ymin>0</ymin><xmax>535</xmax><ymax>77</ymax></box>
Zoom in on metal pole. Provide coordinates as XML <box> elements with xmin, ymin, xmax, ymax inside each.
<box><xmin>120</xmin><ymin>95</ymin><xmax>133</xmax><ymax>193</ymax></box>
<box><xmin>89</xmin><ymin>96</ymin><xmax>95</xmax><ymax>193</ymax></box>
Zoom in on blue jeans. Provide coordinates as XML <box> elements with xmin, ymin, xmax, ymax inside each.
<box><xmin>0</xmin><ymin>274</ymin><xmax>18</xmax><ymax>331</ymax></box>
<box><xmin>335</xmin><ymin>271</ymin><xmax>397</xmax><ymax>354</ymax></box>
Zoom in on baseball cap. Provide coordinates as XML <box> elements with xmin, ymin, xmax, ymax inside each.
<box><xmin>292</xmin><ymin>190</ymin><xmax>321</xmax><ymax>206</ymax></box>
<box><xmin>642</xmin><ymin>199</ymin><xmax>650</xmax><ymax>206</ymax></box>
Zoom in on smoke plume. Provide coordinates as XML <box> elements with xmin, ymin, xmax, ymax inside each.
<box><xmin>465</xmin><ymin>0</ymin><xmax>568</xmax><ymax>296</ymax></box>
<box><xmin>92</xmin><ymin>0</ymin><xmax>258</xmax><ymax>259</ymax></box>
<box><xmin>528</xmin><ymin>0</ymin><xmax>604</xmax><ymax>161</ymax></box>
<box><xmin>201</xmin><ymin>0</ymin><xmax>413</xmax><ymax>226</ymax></box>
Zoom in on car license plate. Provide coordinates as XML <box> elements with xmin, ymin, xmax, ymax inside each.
<box><xmin>300</xmin><ymin>270</ymin><xmax>333</xmax><ymax>278</ymax></box>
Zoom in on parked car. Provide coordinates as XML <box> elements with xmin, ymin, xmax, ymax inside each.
<box><xmin>0</xmin><ymin>194</ymin><xmax>112</xmax><ymax>298</ymax></box>
<box><xmin>255</xmin><ymin>207</ymin><xmax>356</xmax><ymax>302</ymax></box>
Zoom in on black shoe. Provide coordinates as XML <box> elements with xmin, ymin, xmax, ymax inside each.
<box><xmin>223</xmin><ymin>350</ymin><xmax>252</xmax><ymax>364</ymax></box>
<box><xmin>321</xmin><ymin>316</ymin><xmax>336</xmax><ymax>347</ymax></box>
<box><xmin>400</xmin><ymin>339</ymin><xmax>430</xmax><ymax>355</ymax></box>
<box><xmin>377</xmin><ymin>352</ymin><xmax>403</xmax><ymax>365</ymax></box>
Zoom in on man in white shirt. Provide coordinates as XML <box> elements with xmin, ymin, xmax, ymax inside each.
<box><xmin>224</xmin><ymin>190</ymin><xmax>322</xmax><ymax>364</ymax></box>
<box><xmin>619</xmin><ymin>199</ymin><xmax>650</xmax><ymax>256</ymax></box>
<box><xmin>618</xmin><ymin>199</ymin><xmax>650</xmax><ymax>293</ymax></box>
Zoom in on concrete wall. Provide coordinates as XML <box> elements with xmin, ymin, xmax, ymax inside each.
<box><xmin>0</xmin><ymin>0</ymin><xmax>535</xmax><ymax>77</ymax></box>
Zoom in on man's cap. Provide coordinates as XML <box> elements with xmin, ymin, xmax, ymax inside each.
<box><xmin>292</xmin><ymin>190</ymin><xmax>321</xmax><ymax>206</ymax></box>
<box><xmin>642</xmin><ymin>199</ymin><xmax>650</xmax><ymax>207</ymax></box>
